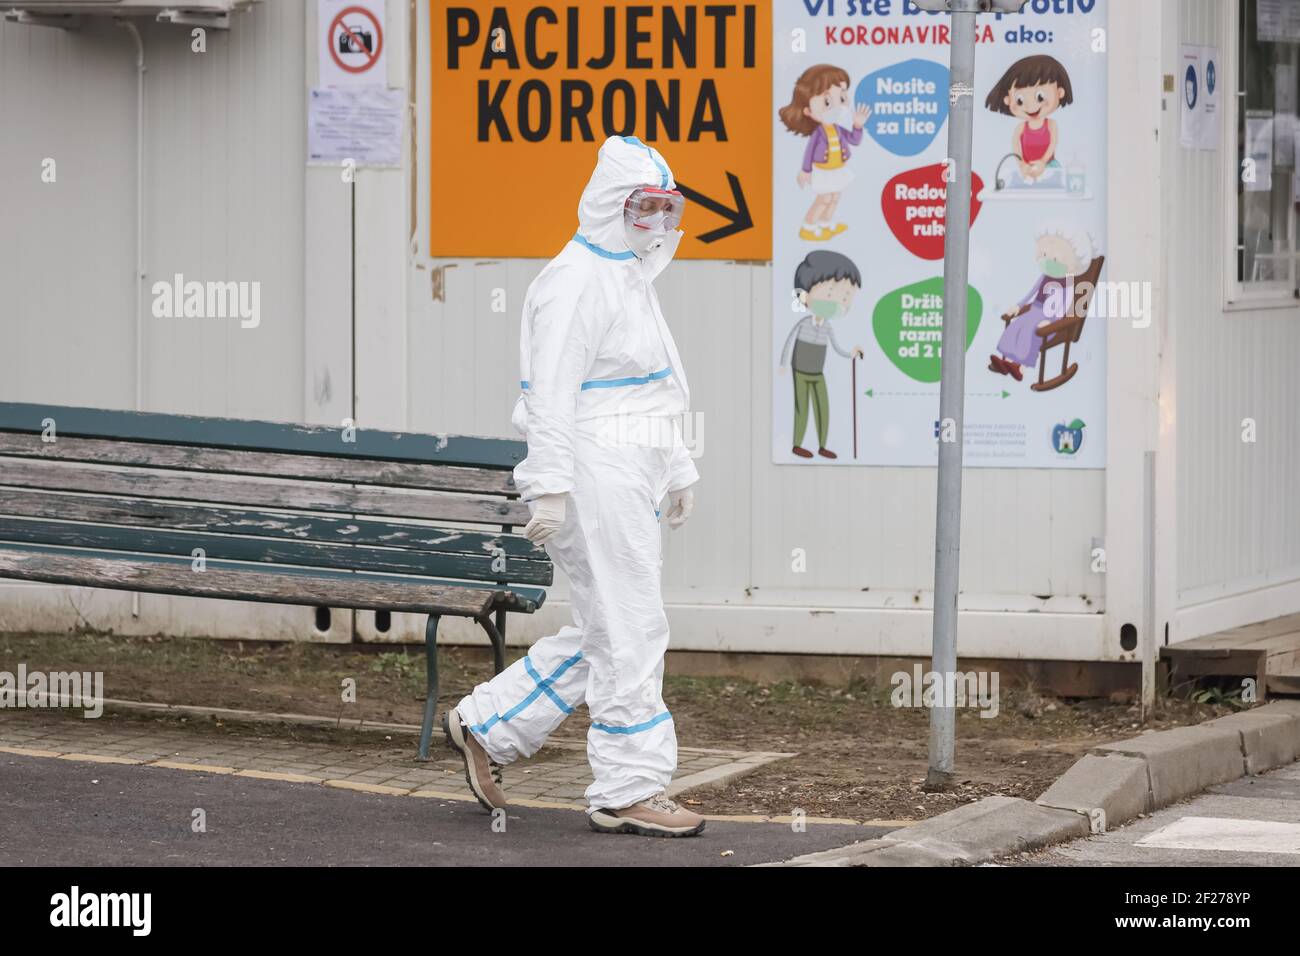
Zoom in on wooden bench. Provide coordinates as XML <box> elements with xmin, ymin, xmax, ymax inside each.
<box><xmin>0</xmin><ymin>402</ymin><xmax>552</xmax><ymax>760</ymax></box>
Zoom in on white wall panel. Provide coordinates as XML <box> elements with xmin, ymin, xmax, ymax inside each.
<box><xmin>0</xmin><ymin>5</ymin><xmax>307</xmax><ymax>418</ymax></box>
<box><xmin>1171</xmin><ymin>0</ymin><xmax>1300</xmax><ymax>630</ymax></box>
<box><xmin>0</xmin><ymin>20</ymin><xmax>138</xmax><ymax>408</ymax></box>
<box><xmin>0</xmin><ymin>3</ymin><xmax>317</xmax><ymax>641</ymax></box>
<box><xmin>139</xmin><ymin>5</ymin><xmax>307</xmax><ymax>419</ymax></box>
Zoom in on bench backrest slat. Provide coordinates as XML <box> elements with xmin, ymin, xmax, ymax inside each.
<box><xmin>0</xmin><ymin>402</ymin><xmax>524</xmax><ymax>471</ymax></box>
<box><xmin>0</xmin><ymin>433</ymin><xmax>517</xmax><ymax>496</ymax></box>
<box><xmin>0</xmin><ymin>518</ymin><xmax>553</xmax><ymax>586</ymax></box>
<box><xmin>0</xmin><ymin>490</ymin><xmax>542</xmax><ymax>559</ymax></box>
<box><xmin>0</xmin><ymin>544</ymin><xmax>504</xmax><ymax>616</ymax></box>
<box><xmin>0</xmin><ymin>460</ymin><xmax>531</xmax><ymax>526</ymax></box>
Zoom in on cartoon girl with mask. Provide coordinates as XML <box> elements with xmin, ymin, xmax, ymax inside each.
<box><xmin>991</xmin><ymin>227</ymin><xmax>1095</xmax><ymax>382</ymax></box>
<box><xmin>985</xmin><ymin>55</ymin><xmax>1074</xmax><ymax>183</ymax></box>
<box><xmin>779</xmin><ymin>64</ymin><xmax>872</xmax><ymax>242</ymax></box>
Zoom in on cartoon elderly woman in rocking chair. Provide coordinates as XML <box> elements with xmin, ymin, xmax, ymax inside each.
<box><xmin>990</xmin><ymin>226</ymin><xmax>1102</xmax><ymax>390</ymax></box>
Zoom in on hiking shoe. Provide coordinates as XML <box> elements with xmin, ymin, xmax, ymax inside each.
<box><xmin>588</xmin><ymin>793</ymin><xmax>706</xmax><ymax>837</ymax></box>
<box><xmin>442</xmin><ymin>708</ymin><xmax>508</xmax><ymax>811</ymax></box>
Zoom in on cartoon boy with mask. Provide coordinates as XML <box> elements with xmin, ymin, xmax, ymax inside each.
<box><xmin>780</xmin><ymin>251</ymin><xmax>864</xmax><ymax>459</ymax></box>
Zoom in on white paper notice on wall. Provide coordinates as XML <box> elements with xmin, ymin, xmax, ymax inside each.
<box><xmin>1179</xmin><ymin>45</ymin><xmax>1221</xmax><ymax>150</ymax></box>
<box><xmin>1246</xmin><ymin>114</ymin><xmax>1274</xmax><ymax>193</ymax></box>
<box><xmin>308</xmin><ymin>86</ymin><xmax>404</xmax><ymax>166</ymax></box>
<box><xmin>319</xmin><ymin>0</ymin><xmax>387</xmax><ymax>87</ymax></box>
<box><xmin>1257</xmin><ymin>0</ymin><xmax>1300</xmax><ymax>43</ymax></box>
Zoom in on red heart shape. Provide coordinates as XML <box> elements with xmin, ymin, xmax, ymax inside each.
<box><xmin>881</xmin><ymin>164</ymin><xmax>983</xmax><ymax>261</ymax></box>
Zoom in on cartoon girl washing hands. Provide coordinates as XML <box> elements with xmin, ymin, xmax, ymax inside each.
<box><xmin>779</xmin><ymin>65</ymin><xmax>872</xmax><ymax>242</ymax></box>
<box><xmin>985</xmin><ymin>55</ymin><xmax>1074</xmax><ymax>183</ymax></box>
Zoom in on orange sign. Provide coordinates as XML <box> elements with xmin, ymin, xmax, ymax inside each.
<box><xmin>428</xmin><ymin>1</ymin><xmax>771</xmax><ymax>260</ymax></box>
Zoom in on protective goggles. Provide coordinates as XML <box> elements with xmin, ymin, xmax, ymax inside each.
<box><xmin>624</xmin><ymin>187</ymin><xmax>686</xmax><ymax>232</ymax></box>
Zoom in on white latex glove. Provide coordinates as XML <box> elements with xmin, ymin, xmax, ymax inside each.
<box><xmin>523</xmin><ymin>494</ymin><xmax>566</xmax><ymax>544</ymax></box>
<box><xmin>663</xmin><ymin>487</ymin><xmax>694</xmax><ymax>530</ymax></box>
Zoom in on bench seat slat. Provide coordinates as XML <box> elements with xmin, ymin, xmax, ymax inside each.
<box><xmin>0</xmin><ymin>403</ymin><xmax>524</xmax><ymax>470</ymax></box>
<box><xmin>0</xmin><ymin>517</ymin><xmax>553</xmax><ymax>586</ymax></box>
<box><xmin>0</xmin><ymin>459</ymin><xmax>531</xmax><ymax>526</ymax></box>
<box><xmin>0</xmin><ymin>433</ymin><xmax>517</xmax><ymax>496</ymax></box>
<box><xmin>0</xmin><ymin>490</ymin><xmax>544</xmax><ymax>559</ymax></box>
<box><xmin>0</xmin><ymin>545</ymin><xmax>500</xmax><ymax>616</ymax></box>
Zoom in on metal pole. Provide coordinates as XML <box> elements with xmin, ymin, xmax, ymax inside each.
<box><xmin>1142</xmin><ymin>450</ymin><xmax>1157</xmax><ymax>721</ymax></box>
<box><xmin>925</xmin><ymin>0</ymin><xmax>979</xmax><ymax>792</ymax></box>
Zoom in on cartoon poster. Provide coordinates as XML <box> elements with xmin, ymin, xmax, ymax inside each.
<box><xmin>771</xmin><ymin>2</ymin><xmax>1108</xmax><ymax>468</ymax></box>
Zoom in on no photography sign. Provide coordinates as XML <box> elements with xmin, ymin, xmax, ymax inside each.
<box><xmin>321</xmin><ymin>0</ymin><xmax>388</xmax><ymax>86</ymax></box>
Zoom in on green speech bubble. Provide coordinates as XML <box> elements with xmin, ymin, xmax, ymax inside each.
<box><xmin>872</xmin><ymin>277</ymin><xmax>982</xmax><ymax>384</ymax></box>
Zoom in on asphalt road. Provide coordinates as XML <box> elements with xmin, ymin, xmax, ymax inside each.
<box><xmin>0</xmin><ymin>754</ymin><xmax>888</xmax><ymax>867</ymax></box>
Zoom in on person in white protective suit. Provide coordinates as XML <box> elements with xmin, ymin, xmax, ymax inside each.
<box><xmin>442</xmin><ymin>136</ymin><xmax>704</xmax><ymax>838</ymax></box>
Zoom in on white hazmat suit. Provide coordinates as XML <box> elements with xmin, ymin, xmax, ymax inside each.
<box><xmin>454</xmin><ymin>136</ymin><xmax>699</xmax><ymax>812</ymax></box>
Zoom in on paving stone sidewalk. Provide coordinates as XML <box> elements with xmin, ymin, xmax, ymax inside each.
<box><xmin>0</xmin><ymin>709</ymin><xmax>793</xmax><ymax>809</ymax></box>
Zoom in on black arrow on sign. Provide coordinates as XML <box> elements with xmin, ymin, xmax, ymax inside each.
<box><xmin>675</xmin><ymin>173</ymin><xmax>753</xmax><ymax>244</ymax></box>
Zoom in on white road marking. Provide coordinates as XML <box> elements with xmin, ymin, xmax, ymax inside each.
<box><xmin>1136</xmin><ymin>816</ymin><xmax>1300</xmax><ymax>855</ymax></box>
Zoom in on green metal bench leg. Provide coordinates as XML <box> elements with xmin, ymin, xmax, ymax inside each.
<box><xmin>418</xmin><ymin>613</ymin><xmax>441</xmax><ymax>761</ymax></box>
<box><xmin>480</xmin><ymin>612</ymin><xmax>506</xmax><ymax>675</ymax></box>
<box><xmin>494</xmin><ymin>608</ymin><xmax>508</xmax><ymax>674</ymax></box>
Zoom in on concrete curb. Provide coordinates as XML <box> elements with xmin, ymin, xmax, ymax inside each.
<box><xmin>1204</xmin><ymin>701</ymin><xmax>1300</xmax><ymax>774</ymax></box>
<box><xmin>1036</xmin><ymin>752</ymin><xmax>1151</xmax><ymax>826</ymax></box>
<box><xmin>1091</xmin><ymin>724</ymin><xmax>1244</xmax><ymax>807</ymax></box>
<box><xmin>667</xmin><ymin>751</ymin><xmax>796</xmax><ymax>797</ymax></box>
<box><xmin>771</xmin><ymin>795</ymin><xmax>1088</xmax><ymax>867</ymax></box>
<box><xmin>775</xmin><ymin>701</ymin><xmax>1300</xmax><ymax>867</ymax></box>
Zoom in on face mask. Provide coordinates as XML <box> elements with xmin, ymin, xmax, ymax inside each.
<box><xmin>827</xmin><ymin>106</ymin><xmax>852</xmax><ymax>128</ymax></box>
<box><xmin>626</xmin><ymin>220</ymin><xmax>668</xmax><ymax>259</ymax></box>
<box><xmin>808</xmin><ymin>298</ymin><xmax>842</xmax><ymax>320</ymax></box>
<box><xmin>1041</xmin><ymin>257</ymin><xmax>1069</xmax><ymax>278</ymax></box>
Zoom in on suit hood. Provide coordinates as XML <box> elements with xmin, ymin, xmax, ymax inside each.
<box><xmin>575</xmin><ymin>136</ymin><xmax>677</xmax><ymax>259</ymax></box>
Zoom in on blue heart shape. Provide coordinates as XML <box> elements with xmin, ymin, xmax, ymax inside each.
<box><xmin>856</xmin><ymin>59</ymin><xmax>950</xmax><ymax>157</ymax></box>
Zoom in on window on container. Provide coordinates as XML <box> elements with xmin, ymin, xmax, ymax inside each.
<box><xmin>1236</xmin><ymin>0</ymin><xmax>1300</xmax><ymax>298</ymax></box>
